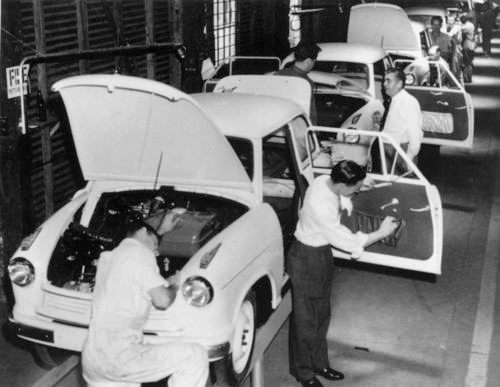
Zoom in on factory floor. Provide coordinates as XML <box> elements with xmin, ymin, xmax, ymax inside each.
<box><xmin>3</xmin><ymin>39</ymin><xmax>500</xmax><ymax>387</ymax></box>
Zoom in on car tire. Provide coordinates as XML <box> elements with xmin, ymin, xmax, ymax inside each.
<box><xmin>212</xmin><ymin>290</ymin><xmax>256</xmax><ymax>386</ymax></box>
<box><xmin>32</xmin><ymin>343</ymin><xmax>73</xmax><ymax>370</ymax></box>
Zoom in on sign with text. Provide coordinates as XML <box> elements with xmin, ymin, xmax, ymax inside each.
<box><xmin>6</xmin><ymin>65</ymin><xmax>29</xmax><ymax>99</ymax></box>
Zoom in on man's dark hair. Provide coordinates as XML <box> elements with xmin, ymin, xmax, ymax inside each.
<box><xmin>330</xmin><ymin>160</ymin><xmax>366</xmax><ymax>186</ymax></box>
<box><xmin>431</xmin><ymin>15</ymin><xmax>443</xmax><ymax>25</ymax></box>
<box><xmin>385</xmin><ymin>67</ymin><xmax>406</xmax><ymax>87</ymax></box>
<box><xmin>124</xmin><ymin>215</ymin><xmax>160</xmax><ymax>241</ymax></box>
<box><xmin>294</xmin><ymin>39</ymin><xmax>321</xmax><ymax>61</ymax></box>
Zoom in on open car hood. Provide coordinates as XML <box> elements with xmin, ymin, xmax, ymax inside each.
<box><xmin>52</xmin><ymin>74</ymin><xmax>252</xmax><ymax>191</ymax></box>
<box><xmin>348</xmin><ymin>3</ymin><xmax>421</xmax><ymax>57</ymax></box>
<box><xmin>213</xmin><ymin>75</ymin><xmax>311</xmax><ymax>116</ymax></box>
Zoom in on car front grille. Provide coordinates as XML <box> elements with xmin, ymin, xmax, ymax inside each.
<box><xmin>36</xmin><ymin>290</ymin><xmax>92</xmax><ymax>325</ymax></box>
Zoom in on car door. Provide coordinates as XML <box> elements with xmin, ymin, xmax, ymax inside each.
<box><xmin>305</xmin><ymin>126</ymin><xmax>443</xmax><ymax>275</ymax></box>
<box><xmin>396</xmin><ymin>58</ymin><xmax>474</xmax><ymax>148</ymax></box>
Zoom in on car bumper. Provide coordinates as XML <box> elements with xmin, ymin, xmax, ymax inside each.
<box><xmin>7</xmin><ymin>316</ymin><xmax>230</xmax><ymax>360</ymax></box>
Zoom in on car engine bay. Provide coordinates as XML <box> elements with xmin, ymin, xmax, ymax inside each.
<box><xmin>47</xmin><ymin>187</ymin><xmax>248</xmax><ymax>292</ymax></box>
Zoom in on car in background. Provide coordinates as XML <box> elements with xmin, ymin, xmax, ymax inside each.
<box><xmin>347</xmin><ymin>2</ymin><xmax>475</xmax><ymax>148</ymax></box>
<box><xmin>202</xmin><ymin>56</ymin><xmax>281</xmax><ymax>92</ymax></box>
<box><xmin>279</xmin><ymin>42</ymin><xmax>390</xmax><ymax>138</ymax></box>
<box><xmin>7</xmin><ymin>74</ymin><xmax>444</xmax><ymax>387</ymax></box>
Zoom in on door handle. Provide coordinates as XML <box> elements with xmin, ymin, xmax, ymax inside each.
<box><xmin>437</xmin><ymin>100</ymin><xmax>449</xmax><ymax>106</ymax></box>
<box><xmin>455</xmin><ymin>106</ymin><xmax>467</xmax><ymax>110</ymax></box>
<box><xmin>431</xmin><ymin>91</ymin><xmax>443</xmax><ymax>96</ymax></box>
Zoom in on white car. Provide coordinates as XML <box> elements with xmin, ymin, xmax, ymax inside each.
<box><xmin>347</xmin><ymin>2</ymin><xmax>475</xmax><ymax>148</ymax></box>
<box><xmin>8</xmin><ymin>74</ymin><xmax>443</xmax><ymax>386</ymax></box>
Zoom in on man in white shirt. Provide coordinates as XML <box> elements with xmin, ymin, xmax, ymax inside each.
<box><xmin>82</xmin><ymin>215</ymin><xmax>209</xmax><ymax>387</ymax></box>
<box><xmin>382</xmin><ymin>67</ymin><xmax>423</xmax><ymax>172</ymax></box>
<box><xmin>288</xmin><ymin>160</ymin><xmax>398</xmax><ymax>387</ymax></box>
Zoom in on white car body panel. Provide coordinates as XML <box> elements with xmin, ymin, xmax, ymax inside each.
<box><xmin>348</xmin><ymin>3</ymin><xmax>422</xmax><ymax>59</ymax></box>
<box><xmin>212</xmin><ymin>75</ymin><xmax>311</xmax><ymax>116</ymax></box>
<box><xmin>53</xmin><ymin>74</ymin><xmax>252</xmax><ymax>192</ymax></box>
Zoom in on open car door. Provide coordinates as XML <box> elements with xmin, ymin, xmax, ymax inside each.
<box><xmin>396</xmin><ymin>58</ymin><xmax>474</xmax><ymax>148</ymax></box>
<box><xmin>306</xmin><ymin>127</ymin><xmax>443</xmax><ymax>275</ymax></box>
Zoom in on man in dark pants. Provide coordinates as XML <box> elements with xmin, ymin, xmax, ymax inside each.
<box><xmin>288</xmin><ymin>160</ymin><xmax>398</xmax><ymax>387</ymax></box>
<box><xmin>275</xmin><ymin>39</ymin><xmax>321</xmax><ymax>124</ymax></box>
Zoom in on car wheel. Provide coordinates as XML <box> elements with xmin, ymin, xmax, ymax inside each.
<box><xmin>32</xmin><ymin>343</ymin><xmax>72</xmax><ymax>370</ymax></box>
<box><xmin>231</xmin><ymin>291</ymin><xmax>256</xmax><ymax>377</ymax></box>
<box><xmin>212</xmin><ymin>291</ymin><xmax>256</xmax><ymax>386</ymax></box>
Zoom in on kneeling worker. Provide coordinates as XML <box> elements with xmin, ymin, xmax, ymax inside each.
<box><xmin>288</xmin><ymin>160</ymin><xmax>399</xmax><ymax>387</ymax></box>
<box><xmin>82</xmin><ymin>213</ymin><xmax>209</xmax><ymax>387</ymax></box>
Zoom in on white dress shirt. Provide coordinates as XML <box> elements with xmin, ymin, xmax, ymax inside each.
<box><xmin>382</xmin><ymin>88</ymin><xmax>423</xmax><ymax>160</ymax></box>
<box><xmin>295</xmin><ymin>175</ymin><xmax>368</xmax><ymax>258</ymax></box>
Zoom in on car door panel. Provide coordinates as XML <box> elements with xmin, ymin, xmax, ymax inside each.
<box><xmin>305</xmin><ymin>126</ymin><xmax>443</xmax><ymax>275</ymax></box>
<box><xmin>407</xmin><ymin>87</ymin><xmax>471</xmax><ymax>145</ymax></box>
<box><xmin>396</xmin><ymin>58</ymin><xmax>474</xmax><ymax>148</ymax></box>
<box><xmin>341</xmin><ymin>181</ymin><xmax>433</xmax><ymax>260</ymax></box>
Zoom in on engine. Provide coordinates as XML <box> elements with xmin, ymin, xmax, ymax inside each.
<box><xmin>47</xmin><ymin>187</ymin><xmax>248</xmax><ymax>292</ymax></box>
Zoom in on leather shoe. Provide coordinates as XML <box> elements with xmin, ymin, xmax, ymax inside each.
<box><xmin>300</xmin><ymin>376</ymin><xmax>324</xmax><ymax>387</ymax></box>
<box><xmin>314</xmin><ymin>367</ymin><xmax>345</xmax><ymax>381</ymax></box>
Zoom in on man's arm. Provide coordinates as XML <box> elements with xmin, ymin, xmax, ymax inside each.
<box><xmin>148</xmin><ymin>271</ymin><xmax>181</xmax><ymax>310</ymax></box>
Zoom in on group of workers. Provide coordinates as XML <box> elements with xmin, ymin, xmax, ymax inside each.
<box><xmin>432</xmin><ymin>0</ymin><xmax>499</xmax><ymax>85</ymax></box>
<box><xmin>277</xmin><ymin>39</ymin><xmax>420</xmax><ymax>387</ymax></box>
<box><xmin>79</xmin><ymin>3</ymin><xmax>496</xmax><ymax>385</ymax></box>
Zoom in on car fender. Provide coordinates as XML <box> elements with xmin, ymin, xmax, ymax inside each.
<box><xmin>159</xmin><ymin>203</ymin><xmax>284</xmax><ymax>341</ymax></box>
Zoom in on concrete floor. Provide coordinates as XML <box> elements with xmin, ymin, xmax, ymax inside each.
<box><xmin>3</xmin><ymin>37</ymin><xmax>500</xmax><ymax>387</ymax></box>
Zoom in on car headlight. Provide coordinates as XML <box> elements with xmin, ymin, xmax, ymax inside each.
<box><xmin>345</xmin><ymin>127</ymin><xmax>360</xmax><ymax>144</ymax></box>
<box><xmin>182</xmin><ymin>276</ymin><xmax>213</xmax><ymax>307</ymax></box>
<box><xmin>8</xmin><ymin>258</ymin><xmax>35</xmax><ymax>286</ymax></box>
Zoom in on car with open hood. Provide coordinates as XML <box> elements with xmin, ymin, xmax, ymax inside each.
<box><xmin>347</xmin><ymin>2</ymin><xmax>475</xmax><ymax>148</ymax></box>
<box><xmin>8</xmin><ymin>74</ymin><xmax>443</xmax><ymax>386</ymax></box>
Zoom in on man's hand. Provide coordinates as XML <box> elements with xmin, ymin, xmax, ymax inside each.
<box><xmin>379</xmin><ymin>216</ymin><xmax>399</xmax><ymax>237</ymax></box>
<box><xmin>167</xmin><ymin>271</ymin><xmax>181</xmax><ymax>291</ymax></box>
<box><xmin>156</xmin><ymin>209</ymin><xmax>185</xmax><ymax>234</ymax></box>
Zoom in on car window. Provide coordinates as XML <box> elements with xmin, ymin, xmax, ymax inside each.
<box><xmin>226</xmin><ymin>136</ymin><xmax>254</xmax><ymax>179</ymax></box>
<box><xmin>313</xmin><ymin>61</ymin><xmax>370</xmax><ymax>91</ymax></box>
<box><xmin>262</xmin><ymin>129</ymin><xmax>292</xmax><ymax>179</ymax></box>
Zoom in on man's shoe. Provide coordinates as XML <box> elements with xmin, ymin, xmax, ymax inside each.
<box><xmin>300</xmin><ymin>376</ymin><xmax>324</xmax><ymax>387</ymax></box>
<box><xmin>314</xmin><ymin>367</ymin><xmax>345</xmax><ymax>381</ymax></box>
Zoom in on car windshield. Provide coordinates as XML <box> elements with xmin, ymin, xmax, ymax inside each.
<box><xmin>313</xmin><ymin>61</ymin><xmax>370</xmax><ymax>91</ymax></box>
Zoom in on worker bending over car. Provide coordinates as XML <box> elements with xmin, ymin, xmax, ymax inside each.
<box><xmin>287</xmin><ymin>160</ymin><xmax>399</xmax><ymax>387</ymax></box>
<box><xmin>82</xmin><ymin>212</ymin><xmax>209</xmax><ymax>387</ymax></box>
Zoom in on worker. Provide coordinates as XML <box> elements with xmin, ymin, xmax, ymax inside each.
<box><xmin>381</xmin><ymin>67</ymin><xmax>423</xmax><ymax>173</ymax></box>
<box><xmin>82</xmin><ymin>213</ymin><xmax>209</xmax><ymax>387</ymax></box>
<box><xmin>288</xmin><ymin>160</ymin><xmax>399</xmax><ymax>387</ymax></box>
<box><xmin>461</xmin><ymin>13</ymin><xmax>476</xmax><ymax>83</ymax></box>
<box><xmin>275</xmin><ymin>39</ymin><xmax>321</xmax><ymax>124</ymax></box>
<box><xmin>429</xmin><ymin>16</ymin><xmax>453</xmax><ymax>65</ymax></box>
<box><xmin>427</xmin><ymin>45</ymin><xmax>451</xmax><ymax>87</ymax></box>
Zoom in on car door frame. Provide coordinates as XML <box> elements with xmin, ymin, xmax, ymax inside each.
<box><xmin>303</xmin><ymin>126</ymin><xmax>443</xmax><ymax>275</ymax></box>
<box><xmin>396</xmin><ymin>58</ymin><xmax>474</xmax><ymax>148</ymax></box>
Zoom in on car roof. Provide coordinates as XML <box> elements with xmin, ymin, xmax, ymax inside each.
<box><xmin>317</xmin><ymin>43</ymin><xmax>388</xmax><ymax>64</ymax></box>
<box><xmin>192</xmin><ymin>92</ymin><xmax>305</xmax><ymax>139</ymax></box>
